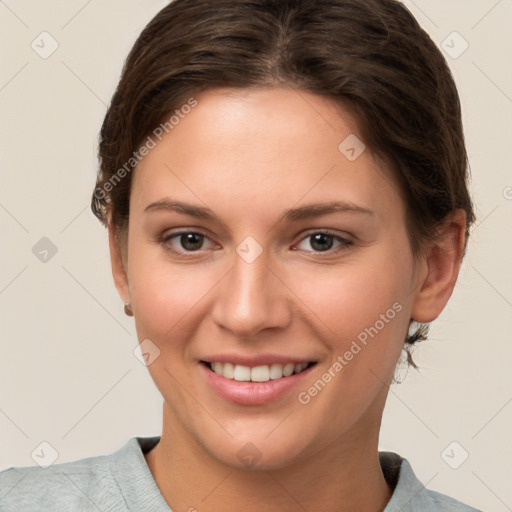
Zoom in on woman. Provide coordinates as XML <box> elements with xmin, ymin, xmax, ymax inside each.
<box><xmin>0</xmin><ymin>0</ymin><xmax>482</xmax><ymax>510</ymax></box>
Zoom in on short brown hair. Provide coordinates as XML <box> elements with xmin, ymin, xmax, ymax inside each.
<box><xmin>91</xmin><ymin>0</ymin><xmax>475</xmax><ymax>355</ymax></box>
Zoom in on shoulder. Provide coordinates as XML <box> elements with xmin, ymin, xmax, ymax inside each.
<box><xmin>419</xmin><ymin>487</ymin><xmax>483</xmax><ymax>511</ymax></box>
<box><xmin>380</xmin><ymin>452</ymin><xmax>483</xmax><ymax>512</ymax></box>
<box><xmin>0</xmin><ymin>437</ymin><xmax>147</xmax><ymax>512</ymax></box>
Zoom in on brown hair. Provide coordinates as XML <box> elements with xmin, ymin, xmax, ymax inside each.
<box><xmin>91</xmin><ymin>0</ymin><xmax>475</xmax><ymax>356</ymax></box>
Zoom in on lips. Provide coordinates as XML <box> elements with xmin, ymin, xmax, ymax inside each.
<box><xmin>199</xmin><ymin>357</ymin><xmax>318</xmax><ymax>405</ymax></box>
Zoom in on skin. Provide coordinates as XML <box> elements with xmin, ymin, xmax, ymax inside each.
<box><xmin>108</xmin><ymin>86</ymin><xmax>466</xmax><ymax>512</ymax></box>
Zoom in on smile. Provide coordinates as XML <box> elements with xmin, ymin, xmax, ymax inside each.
<box><xmin>202</xmin><ymin>361</ymin><xmax>316</xmax><ymax>382</ymax></box>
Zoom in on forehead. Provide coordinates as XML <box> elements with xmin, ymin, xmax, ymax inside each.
<box><xmin>131</xmin><ymin>87</ymin><xmax>403</xmax><ymax>224</ymax></box>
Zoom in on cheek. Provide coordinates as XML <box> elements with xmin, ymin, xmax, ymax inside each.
<box><xmin>292</xmin><ymin>248</ymin><xmax>411</xmax><ymax>343</ymax></box>
<box><xmin>126</xmin><ymin>233</ymin><xmax>222</xmax><ymax>353</ymax></box>
<box><xmin>290</xmin><ymin>257</ymin><xmax>410</xmax><ymax>435</ymax></box>
<box><xmin>130</xmin><ymin>265</ymin><xmax>214</xmax><ymax>341</ymax></box>
<box><xmin>289</xmin><ymin>245</ymin><xmax>412</xmax><ymax>408</ymax></box>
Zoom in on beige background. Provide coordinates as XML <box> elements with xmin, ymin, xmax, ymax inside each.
<box><xmin>0</xmin><ymin>1</ymin><xmax>511</xmax><ymax>510</ymax></box>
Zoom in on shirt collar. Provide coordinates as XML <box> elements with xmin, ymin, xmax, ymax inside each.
<box><xmin>380</xmin><ymin>452</ymin><xmax>431</xmax><ymax>511</ymax></box>
<box><xmin>109</xmin><ymin>436</ymin><xmax>171</xmax><ymax>511</ymax></box>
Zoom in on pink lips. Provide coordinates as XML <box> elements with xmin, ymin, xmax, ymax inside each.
<box><xmin>199</xmin><ymin>361</ymin><xmax>315</xmax><ymax>406</ymax></box>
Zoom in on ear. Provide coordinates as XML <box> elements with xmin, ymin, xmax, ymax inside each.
<box><xmin>411</xmin><ymin>209</ymin><xmax>467</xmax><ymax>323</ymax></box>
<box><xmin>107</xmin><ymin>216</ymin><xmax>130</xmax><ymax>305</ymax></box>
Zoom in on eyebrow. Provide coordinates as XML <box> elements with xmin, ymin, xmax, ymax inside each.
<box><xmin>144</xmin><ymin>198</ymin><xmax>374</xmax><ymax>225</ymax></box>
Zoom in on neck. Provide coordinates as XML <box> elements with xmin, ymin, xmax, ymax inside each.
<box><xmin>145</xmin><ymin>405</ymin><xmax>393</xmax><ymax>512</ymax></box>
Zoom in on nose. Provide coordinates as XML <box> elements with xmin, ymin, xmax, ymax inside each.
<box><xmin>211</xmin><ymin>243</ymin><xmax>292</xmax><ymax>339</ymax></box>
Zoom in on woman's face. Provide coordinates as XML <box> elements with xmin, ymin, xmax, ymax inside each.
<box><xmin>119</xmin><ymin>87</ymin><xmax>427</xmax><ymax>469</ymax></box>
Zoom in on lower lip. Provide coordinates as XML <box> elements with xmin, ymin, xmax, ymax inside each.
<box><xmin>199</xmin><ymin>363</ymin><xmax>315</xmax><ymax>406</ymax></box>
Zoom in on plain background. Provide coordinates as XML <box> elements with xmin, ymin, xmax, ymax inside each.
<box><xmin>0</xmin><ymin>1</ymin><xmax>511</xmax><ymax>510</ymax></box>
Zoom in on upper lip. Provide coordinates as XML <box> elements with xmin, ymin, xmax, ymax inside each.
<box><xmin>200</xmin><ymin>353</ymin><xmax>317</xmax><ymax>367</ymax></box>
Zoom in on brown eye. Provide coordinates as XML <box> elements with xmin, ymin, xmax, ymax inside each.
<box><xmin>176</xmin><ymin>233</ymin><xmax>204</xmax><ymax>251</ymax></box>
<box><xmin>296</xmin><ymin>231</ymin><xmax>352</xmax><ymax>254</ymax></box>
<box><xmin>162</xmin><ymin>231</ymin><xmax>216</xmax><ymax>255</ymax></box>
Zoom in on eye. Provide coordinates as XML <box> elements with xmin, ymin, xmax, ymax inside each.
<box><xmin>160</xmin><ymin>229</ymin><xmax>353</xmax><ymax>257</ymax></box>
<box><xmin>295</xmin><ymin>231</ymin><xmax>353</xmax><ymax>254</ymax></box>
<box><xmin>161</xmin><ymin>231</ymin><xmax>217</xmax><ymax>255</ymax></box>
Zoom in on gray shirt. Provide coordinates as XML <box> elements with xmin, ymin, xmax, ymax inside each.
<box><xmin>0</xmin><ymin>436</ymin><xmax>482</xmax><ymax>511</ymax></box>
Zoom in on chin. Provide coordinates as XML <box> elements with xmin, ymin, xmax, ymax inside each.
<box><xmin>187</xmin><ymin>418</ymin><xmax>319</xmax><ymax>472</ymax></box>
<box><xmin>207</xmin><ymin>437</ymin><xmax>309</xmax><ymax>472</ymax></box>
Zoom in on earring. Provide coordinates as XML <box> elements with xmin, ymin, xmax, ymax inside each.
<box><xmin>124</xmin><ymin>303</ymin><xmax>133</xmax><ymax>317</ymax></box>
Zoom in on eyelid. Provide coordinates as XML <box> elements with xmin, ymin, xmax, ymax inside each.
<box><xmin>297</xmin><ymin>228</ymin><xmax>353</xmax><ymax>242</ymax></box>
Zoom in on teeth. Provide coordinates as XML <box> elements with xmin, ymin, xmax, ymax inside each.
<box><xmin>269</xmin><ymin>363</ymin><xmax>283</xmax><ymax>380</ymax></box>
<box><xmin>251</xmin><ymin>365</ymin><xmax>269</xmax><ymax>382</ymax></box>
<box><xmin>233</xmin><ymin>365</ymin><xmax>251</xmax><ymax>381</ymax></box>
<box><xmin>208</xmin><ymin>361</ymin><xmax>311</xmax><ymax>382</ymax></box>
<box><xmin>223</xmin><ymin>362</ymin><xmax>234</xmax><ymax>379</ymax></box>
<box><xmin>282</xmin><ymin>363</ymin><xmax>294</xmax><ymax>377</ymax></box>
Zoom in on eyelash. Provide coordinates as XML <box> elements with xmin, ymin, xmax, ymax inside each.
<box><xmin>159</xmin><ymin>229</ymin><xmax>353</xmax><ymax>257</ymax></box>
